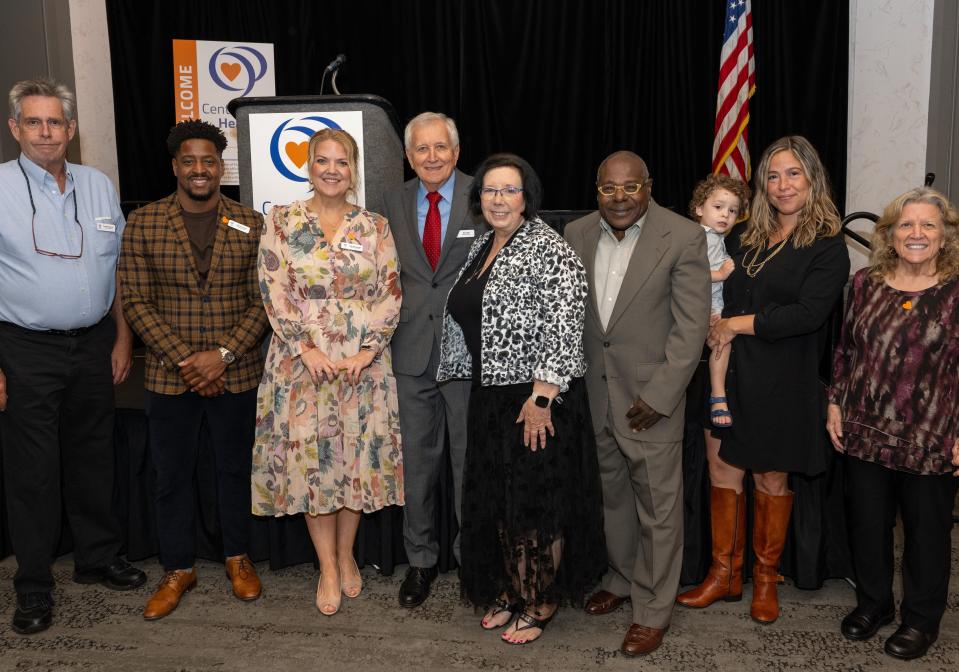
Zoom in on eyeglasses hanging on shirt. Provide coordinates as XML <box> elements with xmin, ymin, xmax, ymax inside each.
<box><xmin>17</xmin><ymin>158</ymin><xmax>83</xmax><ymax>259</ymax></box>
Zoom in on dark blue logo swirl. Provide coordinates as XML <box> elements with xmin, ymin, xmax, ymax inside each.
<box><xmin>209</xmin><ymin>46</ymin><xmax>268</xmax><ymax>97</ymax></box>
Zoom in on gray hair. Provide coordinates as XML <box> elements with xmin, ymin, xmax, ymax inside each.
<box><xmin>9</xmin><ymin>77</ymin><xmax>76</xmax><ymax>122</ymax></box>
<box><xmin>403</xmin><ymin>111</ymin><xmax>459</xmax><ymax>151</ymax></box>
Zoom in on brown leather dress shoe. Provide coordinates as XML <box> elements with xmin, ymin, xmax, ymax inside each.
<box><xmin>584</xmin><ymin>590</ymin><xmax>630</xmax><ymax>615</ymax></box>
<box><xmin>143</xmin><ymin>569</ymin><xmax>197</xmax><ymax>620</ymax></box>
<box><xmin>621</xmin><ymin>623</ymin><xmax>668</xmax><ymax>656</ymax></box>
<box><xmin>225</xmin><ymin>555</ymin><xmax>262</xmax><ymax>601</ymax></box>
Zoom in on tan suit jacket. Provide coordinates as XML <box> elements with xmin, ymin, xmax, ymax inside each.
<box><xmin>564</xmin><ymin>200</ymin><xmax>710</xmax><ymax>442</ymax></box>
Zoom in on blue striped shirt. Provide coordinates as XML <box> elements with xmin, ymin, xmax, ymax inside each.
<box><xmin>0</xmin><ymin>154</ymin><xmax>125</xmax><ymax>330</ymax></box>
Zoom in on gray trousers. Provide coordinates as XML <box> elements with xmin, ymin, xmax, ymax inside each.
<box><xmin>595</xmin><ymin>413</ymin><xmax>684</xmax><ymax>628</ymax></box>
<box><xmin>395</xmin><ymin>345</ymin><xmax>470</xmax><ymax>567</ymax></box>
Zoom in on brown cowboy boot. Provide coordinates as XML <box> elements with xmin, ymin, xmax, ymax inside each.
<box><xmin>750</xmin><ymin>490</ymin><xmax>793</xmax><ymax>624</ymax></box>
<box><xmin>677</xmin><ymin>486</ymin><xmax>746</xmax><ymax>607</ymax></box>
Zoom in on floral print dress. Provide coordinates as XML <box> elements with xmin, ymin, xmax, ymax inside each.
<box><xmin>252</xmin><ymin>201</ymin><xmax>404</xmax><ymax>515</ymax></box>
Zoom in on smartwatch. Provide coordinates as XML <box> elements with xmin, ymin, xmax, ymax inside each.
<box><xmin>533</xmin><ymin>394</ymin><xmax>551</xmax><ymax>408</ymax></box>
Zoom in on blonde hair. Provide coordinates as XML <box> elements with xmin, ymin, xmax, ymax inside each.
<box><xmin>743</xmin><ymin>136</ymin><xmax>841</xmax><ymax>250</ymax></box>
<box><xmin>307</xmin><ymin>128</ymin><xmax>360</xmax><ymax>197</ymax></box>
<box><xmin>869</xmin><ymin>186</ymin><xmax>959</xmax><ymax>282</ymax></box>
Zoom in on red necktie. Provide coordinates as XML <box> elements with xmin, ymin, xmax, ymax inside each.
<box><xmin>423</xmin><ymin>191</ymin><xmax>442</xmax><ymax>271</ymax></box>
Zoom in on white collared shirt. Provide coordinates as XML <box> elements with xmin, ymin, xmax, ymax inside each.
<box><xmin>594</xmin><ymin>211</ymin><xmax>647</xmax><ymax>329</ymax></box>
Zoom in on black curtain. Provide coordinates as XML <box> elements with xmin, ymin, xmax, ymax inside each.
<box><xmin>105</xmin><ymin>0</ymin><xmax>848</xmax><ymax>214</ymax></box>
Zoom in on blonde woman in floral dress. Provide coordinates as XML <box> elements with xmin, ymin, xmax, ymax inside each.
<box><xmin>252</xmin><ymin>128</ymin><xmax>403</xmax><ymax>616</ymax></box>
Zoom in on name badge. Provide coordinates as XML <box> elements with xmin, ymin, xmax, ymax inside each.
<box><xmin>96</xmin><ymin>221</ymin><xmax>116</xmax><ymax>232</ymax></box>
<box><xmin>457</xmin><ymin>229</ymin><xmax>475</xmax><ymax>239</ymax></box>
<box><xmin>227</xmin><ymin>219</ymin><xmax>251</xmax><ymax>234</ymax></box>
<box><xmin>340</xmin><ymin>240</ymin><xmax>364</xmax><ymax>252</ymax></box>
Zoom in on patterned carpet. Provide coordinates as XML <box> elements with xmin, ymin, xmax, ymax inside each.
<box><xmin>1</xmin><ymin>527</ymin><xmax>956</xmax><ymax>672</ymax></box>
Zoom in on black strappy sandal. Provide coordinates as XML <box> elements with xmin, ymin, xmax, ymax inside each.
<box><xmin>481</xmin><ymin>597</ymin><xmax>524</xmax><ymax>630</ymax></box>
<box><xmin>501</xmin><ymin>609</ymin><xmax>555</xmax><ymax>644</ymax></box>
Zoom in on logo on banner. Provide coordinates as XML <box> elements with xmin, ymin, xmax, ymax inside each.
<box><xmin>269</xmin><ymin>116</ymin><xmax>344</xmax><ymax>182</ymax></box>
<box><xmin>208</xmin><ymin>46</ymin><xmax>269</xmax><ymax>97</ymax></box>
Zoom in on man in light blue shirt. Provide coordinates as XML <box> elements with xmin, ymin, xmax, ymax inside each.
<box><xmin>0</xmin><ymin>77</ymin><xmax>145</xmax><ymax>636</ymax></box>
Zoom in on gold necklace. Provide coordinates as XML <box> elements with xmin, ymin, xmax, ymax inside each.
<box><xmin>743</xmin><ymin>236</ymin><xmax>790</xmax><ymax>278</ymax></box>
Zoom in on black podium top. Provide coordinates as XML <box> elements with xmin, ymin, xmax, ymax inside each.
<box><xmin>228</xmin><ymin>94</ymin><xmax>403</xmax><ymax>137</ymax></box>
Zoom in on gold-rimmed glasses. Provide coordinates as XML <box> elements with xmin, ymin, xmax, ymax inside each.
<box><xmin>597</xmin><ymin>179</ymin><xmax>651</xmax><ymax>198</ymax></box>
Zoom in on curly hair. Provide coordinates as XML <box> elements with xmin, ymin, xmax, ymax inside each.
<box><xmin>869</xmin><ymin>186</ymin><xmax>959</xmax><ymax>282</ymax></box>
<box><xmin>743</xmin><ymin>136</ymin><xmax>841</xmax><ymax>250</ymax></box>
<box><xmin>688</xmin><ymin>173</ymin><xmax>751</xmax><ymax>221</ymax></box>
<box><xmin>166</xmin><ymin>119</ymin><xmax>227</xmax><ymax>156</ymax></box>
<box><xmin>306</xmin><ymin>128</ymin><xmax>360</xmax><ymax>198</ymax></box>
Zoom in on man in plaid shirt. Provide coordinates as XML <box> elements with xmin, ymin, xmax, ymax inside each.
<box><xmin>119</xmin><ymin>120</ymin><xmax>268</xmax><ymax>620</ymax></box>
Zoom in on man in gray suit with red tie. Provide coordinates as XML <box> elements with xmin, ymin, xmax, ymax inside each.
<box><xmin>381</xmin><ymin>112</ymin><xmax>483</xmax><ymax>607</ymax></box>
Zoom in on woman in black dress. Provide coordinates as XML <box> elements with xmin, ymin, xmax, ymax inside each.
<box><xmin>677</xmin><ymin>136</ymin><xmax>849</xmax><ymax>623</ymax></box>
<box><xmin>436</xmin><ymin>154</ymin><xmax>605</xmax><ymax>644</ymax></box>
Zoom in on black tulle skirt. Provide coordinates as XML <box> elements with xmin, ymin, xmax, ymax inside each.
<box><xmin>458</xmin><ymin>377</ymin><xmax>607</xmax><ymax>609</ymax></box>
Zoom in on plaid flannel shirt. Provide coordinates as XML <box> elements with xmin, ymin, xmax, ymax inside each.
<box><xmin>119</xmin><ymin>193</ymin><xmax>268</xmax><ymax>394</ymax></box>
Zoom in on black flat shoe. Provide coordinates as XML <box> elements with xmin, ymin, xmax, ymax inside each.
<box><xmin>74</xmin><ymin>557</ymin><xmax>147</xmax><ymax>591</ymax></box>
<box><xmin>12</xmin><ymin>592</ymin><xmax>54</xmax><ymax>635</ymax></box>
<box><xmin>884</xmin><ymin>624</ymin><xmax>938</xmax><ymax>660</ymax></box>
<box><xmin>398</xmin><ymin>566</ymin><xmax>438</xmax><ymax>608</ymax></box>
<box><xmin>840</xmin><ymin>605</ymin><xmax>895</xmax><ymax>641</ymax></box>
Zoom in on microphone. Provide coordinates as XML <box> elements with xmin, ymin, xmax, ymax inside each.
<box><xmin>324</xmin><ymin>54</ymin><xmax>346</xmax><ymax>73</ymax></box>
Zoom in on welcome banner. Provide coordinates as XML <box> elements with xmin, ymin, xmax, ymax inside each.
<box><xmin>172</xmin><ymin>39</ymin><xmax>276</xmax><ymax>185</ymax></box>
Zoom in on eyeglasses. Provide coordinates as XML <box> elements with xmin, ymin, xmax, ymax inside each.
<box><xmin>480</xmin><ymin>186</ymin><xmax>524</xmax><ymax>199</ymax></box>
<box><xmin>20</xmin><ymin>117</ymin><xmax>67</xmax><ymax>132</ymax></box>
<box><xmin>597</xmin><ymin>179</ymin><xmax>651</xmax><ymax>197</ymax></box>
<box><xmin>18</xmin><ymin>158</ymin><xmax>83</xmax><ymax>259</ymax></box>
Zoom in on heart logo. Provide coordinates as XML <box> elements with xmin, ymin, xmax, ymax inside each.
<box><xmin>220</xmin><ymin>62</ymin><xmax>241</xmax><ymax>81</ymax></box>
<box><xmin>285</xmin><ymin>141</ymin><xmax>309</xmax><ymax>168</ymax></box>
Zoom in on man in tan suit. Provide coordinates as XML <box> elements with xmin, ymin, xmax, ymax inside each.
<box><xmin>564</xmin><ymin>151</ymin><xmax>709</xmax><ymax>656</ymax></box>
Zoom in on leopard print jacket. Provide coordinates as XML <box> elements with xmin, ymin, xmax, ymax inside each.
<box><xmin>436</xmin><ymin>218</ymin><xmax>587</xmax><ymax>392</ymax></box>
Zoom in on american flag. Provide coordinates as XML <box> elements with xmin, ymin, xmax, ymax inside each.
<box><xmin>712</xmin><ymin>0</ymin><xmax>755</xmax><ymax>180</ymax></box>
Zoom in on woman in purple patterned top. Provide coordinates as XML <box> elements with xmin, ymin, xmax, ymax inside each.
<box><xmin>827</xmin><ymin>187</ymin><xmax>959</xmax><ymax>661</ymax></box>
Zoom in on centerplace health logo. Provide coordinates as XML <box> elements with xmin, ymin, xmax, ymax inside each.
<box><xmin>173</xmin><ymin>39</ymin><xmax>276</xmax><ymax>186</ymax></box>
<box><xmin>269</xmin><ymin>116</ymin><xmax>344</xmax><ymax>182</ymax></box>
<box><xmin>208</xmin><ymin>45</ymin><xmax>270</xmax><ymax>97</ymax></box>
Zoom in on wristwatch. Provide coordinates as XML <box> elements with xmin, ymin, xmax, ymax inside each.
<box><xmin>218</xmin><ymin>347</ymin><xmax>236</xmax><ymax>364</ymax></box>
<box><xmin>533</xmin><ymin>394</ymin><xmax>551</xmax><ymax>408</ymax></box>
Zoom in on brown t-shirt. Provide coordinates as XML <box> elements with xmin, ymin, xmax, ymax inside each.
<box><xmin>181</xmin><ymin>207</ymin><xmax>218</xmax><ymax>285</ymax></box>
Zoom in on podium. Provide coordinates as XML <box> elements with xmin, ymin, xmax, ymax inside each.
<box><xmin>228</xmin><ymin>94</ymin><xmax>405</xmax><ymax>215</ymax></box>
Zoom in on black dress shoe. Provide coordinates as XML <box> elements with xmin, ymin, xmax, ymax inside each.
<box><xmin>13</xmin><ymin>592</ymin><xmax>53</xmax><ymax>635</ymax></box>
<box><xmin>74</xmin><ymin>557</ymin><xmax>147</xmax><ymax>591</ymax></box>
<box><xmin>398</xmin><ymin>566</ymin><xmax>438</xmax><ymax>608</ymax></box>
<box><xmin>840</xmin><ymin>605</ymin><xmax>895</xmax><ymax>641</ymax></box>
<box><xmin>884</xmin><ymin>624</ymin><xmax>938</xmax><ymax>660</ymax></box>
